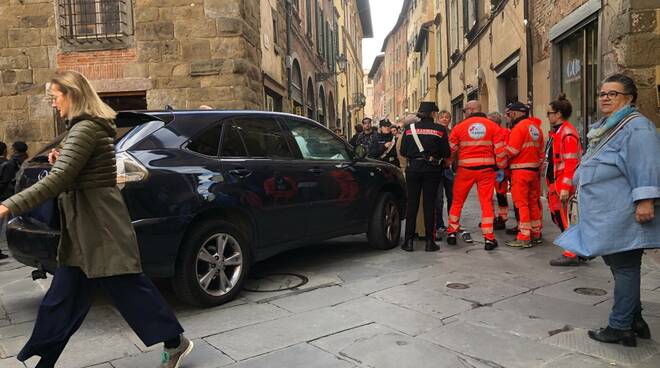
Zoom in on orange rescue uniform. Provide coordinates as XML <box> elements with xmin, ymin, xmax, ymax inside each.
<box><xmin>448</xmin><ymin>115</ymin><xmax>507</xmax><ymax>240</ymax></box>
<box><xmin>545</xmin><ymin>120</ymin><xmax>580</xmax><ymax>256</ymax></box>
<box><xmin>507</xmin><ymin>117</ymin><xmax>545</xmax><ymax>241</ymax></box>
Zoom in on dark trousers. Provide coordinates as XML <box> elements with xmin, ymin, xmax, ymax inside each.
<box><xmin>602</xmin><ymin>249</ymin><xmax>644</xmax><ymax>330</ymax></box>
<box><xmin>434</xmin><ymin>169</ymin><xmax>453</xmax><ymax>228</ymax></box>
<box><xmin>405</xmin><ymin>170</ymin><xmax>442</xmax><ymax>241</ymax></box>
<box><xmin>18</xmin><ymin>267</ymin><xmax>183</xmax><ymax>367</ymax></box>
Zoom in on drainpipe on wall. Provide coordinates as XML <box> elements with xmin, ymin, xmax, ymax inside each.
<box><xmin>285</xmin><ymin>0</ymin><xmax>293</xmax><ymax>102</ymax></box>
<box><xmin>445</xmin><ymin>0</ymin><xmax>452</xmax><ymax>97</ymax></box>
<box><xmin>524</xmin><ymin>0</ymin><xmax>533</xmax><ymax>110</ymax></box>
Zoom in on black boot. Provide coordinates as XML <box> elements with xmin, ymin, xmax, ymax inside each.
<box><xmin>634</xmin><ymin>311</ymin><xmax>651</xmax><ymax>339</ymax></box>
<box><xmin>493</xmin><ymin>216</ymin><xmax>506</xmax><ymax>230</ymax></box>
<box><xmin>425</xmin><ymin>239</ymin><xmax>439</xmax><ymax>252</ymax></box>
<box><xmin>401</xmin><ymin>238</ymin><xmax>414</xmax><ymax>252</ymax></box>
<box><xmin>446</xmin><ymin>233</ymin><xmax>457</xmax><ymax>245</ymax></box>
<box><xmin>588</xmin><ymin>326</ymin><xmax>637</xmax><ymax>347</ymax></box>
<box><xmin>549</xmin><ymin>255</ymin><xmax>581</xmax><ymax>267</ymax></box>
<box><xmin>484</xmin><ymin>238</ymin><xmax>498</xmax><ymax>251</ymax></box>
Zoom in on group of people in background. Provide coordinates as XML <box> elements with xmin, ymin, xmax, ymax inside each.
<box><xmin>353</xmin><ymin>73</ymin><xmax>660</xmax><ymax>349</ymax></box>
<box><xmin>353</xmin><ymin>94</ymin><xmax>577</xmax><ymax>265</ymax></box>
<box><xmin>0</xmin><ymin>140</ymin><xmax>28</xmax><ymax>260</ymax></box>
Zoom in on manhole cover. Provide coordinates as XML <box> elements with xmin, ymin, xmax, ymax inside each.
<box><xmin>446</xmin><ymin>283</ymin><xmax>470</xmax><ymax>290</ymax></box>
<box><xmin>574</xmin><ymin>287</ymin><xmax>607</xmax><ymax>296</ymax></box>
<box><xmin>243</xmin><ymin>273</ymin><xmax>308</xmax><ymax>292</ymax></box>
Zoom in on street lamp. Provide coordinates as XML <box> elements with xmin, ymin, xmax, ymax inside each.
<box><xmin>337</xmin><ymin>54</ymin><xmax>348</xmax><ymax>73</ymax></box>
<box><xmin>315</xmin><ymin>54</ymin><xmax>348</xmax><ymax>82</ymax></box>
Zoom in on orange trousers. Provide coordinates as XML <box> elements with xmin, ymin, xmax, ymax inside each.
<box><xmin>547</xmin><ymin>181</ymin><xmax>577</xmax><ymax>258</ymax></box>
<box><xmin>448</xmin><ymin>167</ymin><xmax>496</xmax><ymax>240</ymax></box>
<box><xmin>510</xmin><ymin>170</ymin><xmax>542</xmax><ymax>241</ymax></box>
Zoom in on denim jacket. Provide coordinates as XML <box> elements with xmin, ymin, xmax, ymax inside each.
<box><xmin>555</xmin><ymin>114</ymin><xmax>660</xmax><ymax>257</ymax></box>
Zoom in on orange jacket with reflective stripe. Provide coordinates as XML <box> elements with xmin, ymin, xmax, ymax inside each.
<box><xmin>550</xmin><ymin>121</ymin><xmax>580</xmax><ymax>192</ymax></box>
<box><xmin>449</xmin><ymin>116</ymin><xmax>507</xmax><ymax>169</ymax></box>
<box><xmin>507</xmin><ymin>117</ymin><xmax>545</xmax><ymax>170</ymax></box>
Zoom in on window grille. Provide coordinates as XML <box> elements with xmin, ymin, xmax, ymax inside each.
<box><xmin>58</xmin><ymin>0</ymin><xmax>132</xmax><ymax>43</ymax></box>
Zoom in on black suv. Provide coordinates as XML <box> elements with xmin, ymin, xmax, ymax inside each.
<box><xmin>7</xmin><ymin>110</ymin><xmax>406</xmax><ymax>306</ymax></box>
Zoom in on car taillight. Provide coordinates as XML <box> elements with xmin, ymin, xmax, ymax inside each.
<box><xmin>116</xmin><ymin>152</ymin><xmax>148</xmax><ymax>189</ymax></box>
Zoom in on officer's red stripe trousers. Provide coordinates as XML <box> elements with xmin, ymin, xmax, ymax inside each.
<box><xmin>511</xmin><ymin>170</ymin><xmax>542</xmax><ymax>241</ymax></box>
<box><xmin>448</xmin><ymin>167</ymin><xmax>496</xmax><ymax>240</ymax></box>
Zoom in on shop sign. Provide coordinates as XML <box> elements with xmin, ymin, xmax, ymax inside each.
<box><xmin>565</xmin><ymin>58</ymin><xmax>582</xmax><ymax>82</ymax></box>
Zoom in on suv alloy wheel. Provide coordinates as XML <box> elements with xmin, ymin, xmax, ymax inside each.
<box><xmin>172</xmin><ymin>220</ymin><xmax>251</xmax><ymax>306</ymax></box>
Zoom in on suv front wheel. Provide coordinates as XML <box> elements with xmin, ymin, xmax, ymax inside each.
<box><xmin>172</xmin><ymin>220</ymin><xmax>251</xmax><ymax>307</ymax></box>
<box><xmin>367</xmin><ymin>193</ymin><xmax>401</xmax><ymax>250</ymax></box>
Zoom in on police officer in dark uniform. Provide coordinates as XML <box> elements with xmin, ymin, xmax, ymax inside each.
<box><xmin>368</xmin><ymin>119</ymin><xmax>399</xmax><ymax>167</ymax></box>
<box><xmin>400</xmin><ymin>101</ymin><xmax>451</xmax><ymax>251</ymax></box>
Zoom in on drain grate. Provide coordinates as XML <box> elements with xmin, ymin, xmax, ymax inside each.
<box><xmin>243</xmin><ymin>273</ymin><xmax>309</xmax><ymax>292</ymax></box>
<box><xmin>446</xmin><ymin>282</ymin><xmax>470</xmax><ymax>290</ymax></box>
<box><xmin>573</xmin><ymin>287</ymin><xmax>607</xmax><ymax>296</ymax></box>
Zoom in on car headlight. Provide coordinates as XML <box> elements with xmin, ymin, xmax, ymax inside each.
<box><xmin>116</xmin><ymin>151</ymin><xmax>149</xmax><ymax>189</ymax></box>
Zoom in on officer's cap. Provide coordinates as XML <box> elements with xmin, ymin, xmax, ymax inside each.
<box><xmin>507</xmin><ymin>102</ymin><xmax>529</xmax><ymax>113</ymax></box>
<box><xmin>418</xmin><ymin>101</ymin><xmax>439</xmax><ymax>113</ymax></box>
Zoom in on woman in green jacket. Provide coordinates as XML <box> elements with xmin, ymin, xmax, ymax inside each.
<box><xmin>0</xmin><ymin>71</ymin><xmax>192</xmax><ymax>368</ymax></box>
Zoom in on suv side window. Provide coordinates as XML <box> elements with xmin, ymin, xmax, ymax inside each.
<box><xmin>187</xmin><ymin>124</ymin><xmax>222</xmax><ymax>156</ymax></box>
<box><xmin>221</xmin><ymin>117</ymin><xmax>293</xmax><ymax>159</ymax></box>
<box><xmin>285</xmin><ymin>119</ymin><xmax>351</xmax><ymax>161</ymax></box>
<box><xmin>220</xmin><ymin>124</ymin><xmax>248</xmax><ymax>157</ymax></box>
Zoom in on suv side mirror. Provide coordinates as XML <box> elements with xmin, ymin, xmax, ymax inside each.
<box><xmin>353</xmin><ymin>145</ymin><xmax>367</xmax><ymax>161</ymax></box>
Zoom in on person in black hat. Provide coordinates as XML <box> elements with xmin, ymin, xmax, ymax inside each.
<box><xmin>400</xmin><ymin>101</ymin><xmax>451</xmax><ymax>251</ymax></box>
<box><xmin>368</xmin><ymin>119</ymin><xmax>399</xmax><ymax>167</ymax></box>
<box><xmin>503</xmin><ymin>102</ymin><xmax>531</xmax><ymax>236</ymax></box>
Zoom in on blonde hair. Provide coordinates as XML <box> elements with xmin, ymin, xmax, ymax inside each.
<box><xmin>50</xmin><ymin>70</ymin><xmax>116</xmax><ymax>120</ymax></box>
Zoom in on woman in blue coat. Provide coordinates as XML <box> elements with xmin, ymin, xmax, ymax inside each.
<box><xmin>556</xmin><ymin>74</ymin><xmax>660</xmax><ymax>347</ymax></box>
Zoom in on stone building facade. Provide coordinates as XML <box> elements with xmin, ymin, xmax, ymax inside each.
<box><xmin>334</xmin><ymin>0</ymin><xmax>373</xmax><ymax>136</ymax></box>
<box><xmin>531</xmin><ymin>0</ymin><xmax>660</xmax><ymax>136</ymax></box>
<box><xmin>362</xmin><ymin>68</ymin><xmax>374</xmax><ymax>120</ymax></box>
<box><xmin>435</xmin><ymin>0</ymin><xmax>530</xmax><ymax>124</ymax></box>
<box><xmin>405</xmin><ymin>0</ymin><xmax>437</xmax><ymax>112</ymax></box>
<box><xmin>0</xmin><ymin>0</ymin><xmax>372</xmax><ymax>150</ymax></box>
<box><xmin>369</xmin><ymin>0</ymin><xmax>658</xmax><ymax>138</ymax></box>
<box><xmin>381</xmin><ymin>4</ymin><xmax>408</xmax><ymax>124</ymax></box>
<box><xmin>368</xmin><ymin>53</ymin><xmax>385</xmax><ymax>120</ymax></box>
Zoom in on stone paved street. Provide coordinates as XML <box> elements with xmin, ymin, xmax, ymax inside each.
<box><xmin>1</xmin><ymin>193</ymin><xmax>660</xmax><ymax>368</ymax></box>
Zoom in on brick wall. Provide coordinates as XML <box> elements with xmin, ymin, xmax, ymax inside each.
<box><xmin>57</xmin><ymin>49</ymin><xmax>138</xmax><ymax>80</ymax></box>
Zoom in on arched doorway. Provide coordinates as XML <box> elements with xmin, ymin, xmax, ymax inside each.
<box><xmin>318</xmin><ymin>86</ymin><xmax>326</xmax><ymax>126</ymax></box>
<box><xmin>328</xmin><ymin>92</ymin><xmax>336</xmax><ymax>129</ymax></box>
<box><xmin>291</xmin><ymin>60</ymin><xmax>303</xmax><ymax>116</ymax></box>
<box><xmin>306</xmin><ymin>78</ymin><xmax>315</xmax><ymax>120</ymax></box>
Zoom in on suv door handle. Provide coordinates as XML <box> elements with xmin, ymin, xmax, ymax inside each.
<box><xmin>308</xmin><ymin>168</ymin><xmax>323</xmax><ymax>175</ymax></box>
<box><xmin>228</xmin><ymin>168</ymin><xmax>252</xmax><ymax>178</ymax></box>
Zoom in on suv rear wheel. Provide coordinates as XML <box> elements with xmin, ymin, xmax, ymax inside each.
<box><xmin>367</xmin><ymin>193</ymin><xmax>401</xmax><ymax>250</ymax></box>
<box><xmin>172</xmin><ymin>220</ymin><xmax>251</xmax><ymax>307</ymax></box>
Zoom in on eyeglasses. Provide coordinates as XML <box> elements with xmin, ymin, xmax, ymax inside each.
<box><xmin>546</xmin><ymin>111</ymin><xmax>557</xmax><ymax>117</ymax></box>
<box><xmin>598</xmin><ymin>90</ymin><xmax>631</xmax><ymax>99</ymax></box>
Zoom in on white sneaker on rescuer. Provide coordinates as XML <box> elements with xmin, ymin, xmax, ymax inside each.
<box><xmin>160</xmin><ymin>335</ymin><xmax>193</xmax><ymax>368</ymax></box>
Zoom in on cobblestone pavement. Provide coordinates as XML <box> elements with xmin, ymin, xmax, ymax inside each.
<box><xmin>1</xmin><ymin>193</ymin><xmax>659</xmax><ymax>368</ymax></box>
